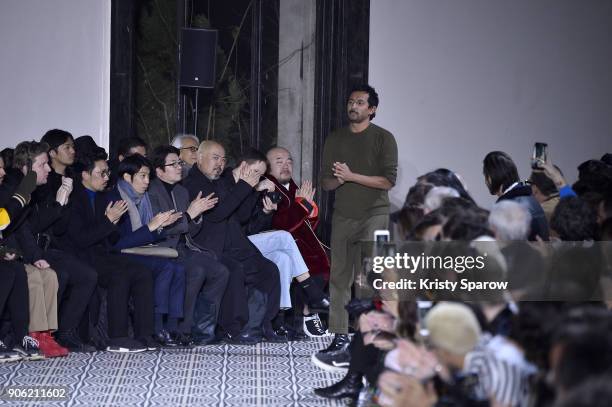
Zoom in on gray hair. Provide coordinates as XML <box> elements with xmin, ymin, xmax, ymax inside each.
<box><xmin>171</xmin><ymin>134</ymin><xmax>199</xmax><ymax>148</ymax></box>
<box><xmin>424</xmin><ymin>186</ymin><xmax>460</xmax><ymax>212</ymax></box>
<box><xmin>488</xmin><ymin>200</ymin><xmax>532</xmax><ymax>240</ymax></box>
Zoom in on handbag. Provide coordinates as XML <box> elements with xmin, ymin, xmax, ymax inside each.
<box><xmin>121</xmin><ymin>244</ymin><xmax>179</xmax><ymax>258</ymax></box>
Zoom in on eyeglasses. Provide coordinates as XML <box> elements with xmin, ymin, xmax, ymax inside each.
<box><xmin>164</xmin><ymin>160</ymin><xmax>185</xmax><ymax>169</ymax></box>
<box><xmin>94</xmin><ymin>169</ymin><xmax>111</xmax><ymax>178</ymax></box>
<box><xmin>180</xmin><ymin>146</ymin><xmax>198</xmax><ymax>153</ymax></box>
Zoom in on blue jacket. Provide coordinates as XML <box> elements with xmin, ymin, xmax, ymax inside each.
<box><xmin>103</xmin><ymin>186</ymin><xmax>164</xmax><ymax>251</ymax></box>
<box><xmin>497</xmin><ymin>182</ymin><xmax>550</xmax><ymax>241</ymax></box>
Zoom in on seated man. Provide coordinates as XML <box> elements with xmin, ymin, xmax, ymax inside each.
<box><xmin>29</xmin><ymin>132</ymin><xmax>100</xmax><ymax>352</ymax></box>
<box><xmin>170</xmin><ymin>134</ymin><xmax>199</xmax><ymax>179</ymax></box>
<box><xmin>264</xmin><ymin>147</ymin><xmax>331</xmax><ymax>337</ymax></box>
<box><xmin>148</xmin><ymin>145</ymin><xmax>229</xmax><ymax>346</ymax></box>
<box><xmin>54</xmin><ymin>147</ymin><xmax>156</xmax><ymax>353</ymax></box>
<box><xmin>105</xmin><ymin>155</ymin><xmax>186</xmax><ymax>347</ymax></box>
<box><xmin>240</xmin><ymin>149</ymin><xmax>329</xmax><ymax>339</ymax></box>
<box><xmin>0</xmin><ymin>158</ymin><xmax>40</xmax><ymax>361</ymax></box>
<box><xmin>183</xmin><ymin>141</ymin><xmax>282</xmax><ymax>344</ymax></box>
<box><xmin>1</xmin><ymin>141</ymin><xmax>96</xmax><ymax>357</ymax></box>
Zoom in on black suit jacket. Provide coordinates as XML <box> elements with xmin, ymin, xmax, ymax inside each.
<box><xmin>53</xmin><ymin>183</ymin><xmax>119</xmax><ymax>263</ymax></box>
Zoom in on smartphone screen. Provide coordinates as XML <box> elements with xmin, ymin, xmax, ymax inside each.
<box><xmin>531</xmin><ymin>142</ymin><xmax>548</xmax><ymax>169</ymax></box>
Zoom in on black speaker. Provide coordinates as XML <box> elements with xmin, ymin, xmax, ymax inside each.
<box><xmin>180</xmin><ymin>28</ymin><xmax>218</xmax><ymax>88</ymax></box>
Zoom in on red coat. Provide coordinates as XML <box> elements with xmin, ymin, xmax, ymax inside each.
<box><xmin>265</xmin><ymin>175</ymin><xmax>330</xmax><ymax>281</ymax></box>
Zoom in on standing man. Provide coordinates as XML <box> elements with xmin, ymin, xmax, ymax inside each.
<box><xmin>314</xmin><ymin>85</ymin><xmax>397</xmax><ymax>366</ymax></box>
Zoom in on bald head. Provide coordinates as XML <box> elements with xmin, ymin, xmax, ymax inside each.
<box><xmin>197</xmin><ymin>141</ymin><xmax>226</xmax><ymax>180</ymax></box>
<box><xmin>267</xmin><ymin>147</ymin><xmax>293</xmax><ymax>183</ymax></box>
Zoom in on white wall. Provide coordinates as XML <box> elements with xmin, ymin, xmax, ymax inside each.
<box><xmin>0</xmin><ymin>0</ymin><xmax>111</xmax><ymax>150</ymax></box>
<box><xmin>370</xmin><ymin>0</ymin><xmax>612</xmax><ymax>208</ymax></box>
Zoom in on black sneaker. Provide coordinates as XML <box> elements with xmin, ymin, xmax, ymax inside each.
<box><xmin>55</xmin><ymin>329</ymin><xmax>96</xmax><ymax>353</ymax></box>
<box><xmin>319</xmin><ymin>333</ymin><xmax>350</xmax><ymax>353</ymax></box>
<box><xmin>0</xmin><ymin>340</ymin><xmax>22</xmax><ymax>363</ymax></box>
<box><xmin>13</xmin><ymin>336</ymin><xmax>44</xmax><ymax>360</ymax></box>
<box><xmin>106</xmin><ymin>337</ymin><xmax>147</xmax><ymax>353</ymax></box>
<box><xmin>311</xmin><ymin>346</ymin><xmax>351</xmax><ymax>373</ymax></box>
<box><xmin>303</xmin><ymin>314</ymin><xmax>329</xmax><ymax>338</ymax></box>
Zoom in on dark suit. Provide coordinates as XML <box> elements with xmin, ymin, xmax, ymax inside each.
<box><xmin>183</xmin><ymin>166</ymin><xmax>280</xmax><ymax>336</ymax></box>
<box><xmin>148</xmin><ymin>178</ymin><xmax>229</xmax><ymax>336</ymax></box>
<box><xmin>0</xmin><ymin>178</ymin><xmax>97</xmax><ymax>333</ymax></box>
<box><xmin>53</xmin><ymin>183</ymin><xmax>154</xmax><ymax>339</ymax></box>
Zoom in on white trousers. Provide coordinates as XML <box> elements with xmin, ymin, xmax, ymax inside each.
<box><xmin>248</xmin><ymin>230</ymin><xmax>308</xmax><ymax>308</ymax></box>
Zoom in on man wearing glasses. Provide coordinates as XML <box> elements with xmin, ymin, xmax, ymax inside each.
<box><xmin>147</xmin><ymin>145</ymin><xmax>230</xmax><ymax>346</ymax></box>
<box><xmin>171</xmin><ymin>134</ymin><xmax>199</xmax><ymax>179</ymax></box>
<box><xmin>55</xmin><ymin>147</ymin><xmax>156</xmax><ymax>353</ymax></box>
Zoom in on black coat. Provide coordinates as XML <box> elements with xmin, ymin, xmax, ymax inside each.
<box><xmin>182</xmin><ymin>166</ymin><xmax>259</xmax><ymax>259</ymax></box>
<box><xmin>0</xmin><ymin>178</ymin><xmax>66</xmax><ymax>262</ymax></box>
<box><xmin>53</xmin><ymin>183</ymin><xmax>120</xmax><ymax>263</ymax></box>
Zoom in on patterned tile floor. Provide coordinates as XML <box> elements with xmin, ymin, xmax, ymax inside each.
<box><xmin>0</xmin><ymin>337</ymin><xmax>346</xmax><ymax>406</ymax></box>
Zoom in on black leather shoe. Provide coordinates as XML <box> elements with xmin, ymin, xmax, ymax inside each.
<box><xmin>224</xmin><ymin>332</ymin><xmax>262</xmax><ymax>346</ymax></box>
<box><xmin>263</xmin><ymin>328</ymin><xmax>288</xmax><ymax>343</ymax></box>
<box><xmin>314</xmin><ymin>371</ymin><xmax>363</xmax><ymax>400</ymax></box>
<box><xmin>286</xmin><ymin>326</ymin><xmax>308</xmax><ymax>341</ymax></box>
<box><xmin>172</xmin><ymin>332</ymin><xmax>194</xmax><ymax>347</ymax></box>
<box><xmin>308</xmin><ymin>297</ymin><xmax>330</xmax><ymax>314</ymax></box>
<box><xmin>55</xmin><ymin>329</ymin><xmax>96</xmax><ymax>353</ymax></box>
<box><xmin>154</xmin><ymin>330</ymin><xmax>178</xmax><ymax>347</ymax></box>
<box><xmin>274</xmin><ymin>325</ymin><xmax>289</xmax><ymax>337</ymax></box>
<box><xmin>320</xmin><ymin>333</ymin><xmax>350</xmax><ymax>353</ymax></box>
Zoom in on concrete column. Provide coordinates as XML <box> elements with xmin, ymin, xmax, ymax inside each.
<box><xmin>277</xmin><ymin>0</ymin><xmax>316</xmax><ymax>183</ymax></box>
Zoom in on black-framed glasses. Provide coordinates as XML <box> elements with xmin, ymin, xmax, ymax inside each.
<box><xmin>165</xmin><ymin>160</ymin><xmax>185</xmax><ymax>168</ymax></box>
<box><xmin>95</xmin><ymin>169</ymin><xmax>111</xmax><ymax>178</ymax></box>
<box><xmin>180</xmin><ymin>146</ymin><xmax>198</xmax><ymax>153</ymax></box>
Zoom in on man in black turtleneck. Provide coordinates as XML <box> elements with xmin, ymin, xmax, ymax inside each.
<box><xmin>147</xmin><ymin>145</ymin><xmax>229</xmax><ymax>346</ymax></box>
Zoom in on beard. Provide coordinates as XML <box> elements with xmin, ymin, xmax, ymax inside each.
<box><xmin>348</xmin><ymin>110</ymin><xmax>366</xmax><ymax>123</ymax></box>
<box><xmin>206</xmin><ymin>167</ymin><xmax>222</xmax><ymax>180</ymax></box>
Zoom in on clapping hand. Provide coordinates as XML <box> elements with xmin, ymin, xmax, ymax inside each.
<box><xmin>105</xmin><ymin>200</ymin><xmax>128</xmax><ymax>224</ymax></box>
<box><xmin>187</xmin><ymin>191</ymin><xmax>218</xmax><ymax>219</ymax></box>
<box><xmin>147</xmin><ymin>210</ymin><xmax>181</xmax><ymax>232</ymax></box>
<box><xmin>296</xmin><ymin>180</ymin><xmax>315</xmax><ymax>201</ymax></box>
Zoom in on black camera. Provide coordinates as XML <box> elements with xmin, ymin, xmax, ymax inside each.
<box><xmin>266</xmin><ymin>190</ymin><xmax>282</xmax><ymax>204</ymax></box>
<box><xmin>345</xmin><ymin>298</ymin><xmax>376</xmax><ymax>317</ymax></box>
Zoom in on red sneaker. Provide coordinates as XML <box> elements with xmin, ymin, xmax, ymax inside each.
<box><xmin>44</xmin><ymin>332</ymin><xmax>69</xmax><ymax>357</ymax></box>
<box><xmin>36</xmin><ymin>332</ymin><xmax>68</xmax><ymax>358</ymax></box>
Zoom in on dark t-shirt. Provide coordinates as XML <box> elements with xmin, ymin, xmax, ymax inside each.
<box><xmin>321</xmin><ymin>123</ymin><xmax>398</xmax><ymax>219</ymax></box>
